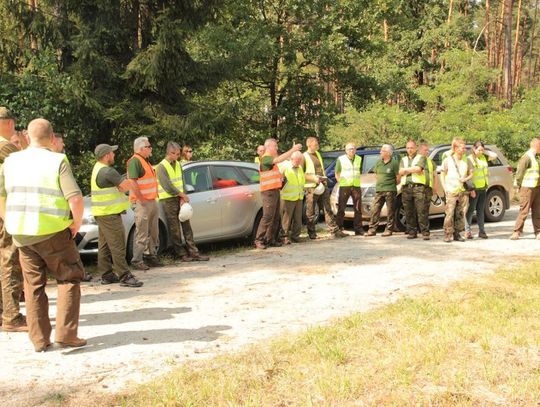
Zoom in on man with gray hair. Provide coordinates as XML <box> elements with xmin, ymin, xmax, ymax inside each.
<box><xmin>367</xmin><ymin>144</ymin><xmax>401</xmax><ymax>236</ymax></box>
<box><xmin>126</xmin><ymin>136</ymin><xmax>161</xmax><ymax>270</ymax></box>
<box><xmin>335</xmin><ymin>142</ymin><xmax>363</xmax><ymax>235</ymax></box>
<box><xmin>156</xmin><ymin>141</ymin><xmax>209</xmax><ymax>261</ymax></box>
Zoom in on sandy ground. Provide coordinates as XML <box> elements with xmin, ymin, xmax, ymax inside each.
<box><xmin>0</xmin><ymin>206</ymin><xmax>537</xmax><ymax>406</ymax></box>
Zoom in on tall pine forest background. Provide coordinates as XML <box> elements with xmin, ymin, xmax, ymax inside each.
<box><xmin>1</xmin><ymin>0</ymin><xmax>539</xmax><ymax>192</ymax></box>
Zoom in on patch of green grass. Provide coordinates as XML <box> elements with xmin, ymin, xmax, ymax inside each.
<box><xmin>115</xmin><ymin>261</ymin><xmax>540</xmax><ymax>406</ymax></box>
<box><xmin>42</xmin><ymin>392</ymin><xmax>67</xmax><ymax>405</ymax></box>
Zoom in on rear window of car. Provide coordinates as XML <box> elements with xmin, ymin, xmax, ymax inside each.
<box><xmin>211</xmin><ymin>165</ymin><xmax>249</xmax><ymax>189</ymax></box>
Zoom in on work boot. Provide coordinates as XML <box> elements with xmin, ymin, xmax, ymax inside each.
<box><xmin>191</xmin><ymin>254</ymin><xmax>210</xmax><ymax>261</ymax></box>
<box><xmin>366</xmin><ymin>230</ymin><xmax>376</xmax><ymax>237</ymax></box>
<box><xmin>406</xmin><ymin>233</ymin><xmax>417</xmax><ymax>239</ymax></box>
<box><xmin>444</xmin><ymin>235</ymin><xmax>452</xmax><ymax>243</ymax></box>
<box><xmin>282</xmin><ymin>238</ymin><xmax>291</xmax><ymax>245</ymax></box>
<box><xmin>308</xmin><ymin>233</ymin><xmax>317</xmax><ymax>240</ymax></box>
<box><xmin>381</xmin><ymin>230</ymin><xmax>392</xmax><ymax>237</ymax></box>
<box><xmin>81</xmin><ymin>271</ymin><xmax>93</xmax><ymax>282</ymax></box>
<box><xmin>478</xmin><ymin>231</ymin><xmax>488</xmax><ymax>239</ymax></box>
<box><xmin>179</xmin><ymin>255</ymin><xmax>193</xmax><ymax>262</ymax></box>
<box><xmin>131</xmin><ymin>261</ymin><xmax>149</xmax><ymax>271</ymax></box>
<box><xmin>255</xmin><ymin>242</ymin><xmax>267</xmax><ymax>250</ymax></box>
<box><xmin>35</xmin><ymin>342</ymin><xmax>52</xmax><ymax>353</ymax></box>
<box><xmin>510</xmin><ymin>232</ymin><xmax>520</xmax><ymax>240</ymax></box>
<box><xmin>101</xmin><ymin>273</ymin><xmax>120</xmax><ymax>285</ymax></box>
<box><xmin>290</xmin><ymin>237</ymin><xmax>301</xmax><ymax>243</ymax></box>
<box><xmin>333</xmin><ymin>230</ymin><xmax>348</xmax><ymax>238</ymax></box>
<box><xmin>119</xmin><ymin>273</ymin><xmax>143</xmax><ymax>288</ymax></box>
<box><xmin>268</xmin><ymin>241</ymin><xmax>283</xmax><ymax>247</ymax></box>
<box><xmin>2</xmin><ymin>316</ymin><xmax>28</xmax><ymax>332</ymax></box>
<box><xmin>144</xmin><ymin>255</ymin><xmax>163</xmax><ymax>267</ymax></box>
<box><xmin>465</xmin><ymin>231</ymin><xmax>473</xmax><ymax>240</ymax></box>
<box><xmin>55</xmin><ymin>337</ymin><xmax>87</xmax><ymax>348</ymax></box>
<box><xmin>422</xmin><ymin>233</ymin><xmax>430</xmax><ymax>241</ymax></box>
<box><xmin>354</xmin><ymin>230</ymin><xmax>364</xmax><ymax>236</ymax></box>
<box><xmin>453</xmin><ymin>233</ymin><xmax>465</xmax><ymax>242</ymax></box>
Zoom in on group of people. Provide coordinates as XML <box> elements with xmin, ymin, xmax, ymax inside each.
<box><xmin>0</xmin><ymin>107</ymin><xmax>208</xmax><ymax>352</ymax></box>
<box><xmin>255</xmin><ymin>135</ymin><xmax>540</xmax><ymax>247</ymax></box>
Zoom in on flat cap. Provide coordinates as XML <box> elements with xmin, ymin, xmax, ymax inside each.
<box><xmin>0</xmin><ymin>107</ymin><xmax>14</xmax><ymax>120</ymax></box>
<box><xmin>94</xmin><ymin>143</ymin><xmax>118</xmax><ymax>159</ymax></box>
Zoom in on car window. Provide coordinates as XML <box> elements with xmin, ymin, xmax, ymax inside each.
<box><xmin>211</xmin><ymin>165</ymin><xmax>248</xmax><ymax>189</ymax></box>
<box><xmin>362</xmin><ymin>154</ymin><xmax>380</xmax><ymax>173</ymax></box>
<box><xmin>322</xmin><ymin>156</ymin><xmax>337</xmax><ymax>169</ymax></box>
<box><xmin>184</xmin><ymin>165</ymin><xmax>212</xmax><ymax>193</ymax></box>
<box><xmin>432</xmin><ymin>148</ymin><xmax>451</xmax><ymax>166</ymax></box>
<box><xmin>238</xmin><ymin>167</ymin><xmax>260</xmax><ymax>184</ymax></box>
<box><xmin>485</xmin><ymin>149</ymin><xmax>503</xmax><ymax>166</ymax></box>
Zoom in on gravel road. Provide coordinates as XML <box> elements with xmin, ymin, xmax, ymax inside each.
<box><xmin>0</xmin><ymin>206</ymin><xmax>536</xmax><ymax>406</ymax></box>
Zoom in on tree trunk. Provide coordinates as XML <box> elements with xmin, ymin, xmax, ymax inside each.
<box><xmin>528</xmin><ymin>0</ymin><xmax>539</xmax><ymax>86</ymax></box>
<box><xmin>485</xmin><ymin>0</ymin><xmax>491</xmax><ymax>64</ymax></box>
<box><xmin>503</xmin><ymin>0</ymin><xmax>514</xmax><ymax>107</ymax></box>
<box><xmin>512</xmin><ymin>0</ymin><xmax>523</xmax><ymax>88</ymax></box>
<box><xmin>28</xmin><ymin>0</ymin><xmax>38</xmax><ymax>51</ymax></box>
<box><xmin>383</xmin><ymin>19</ymin><xmax>389</xmax><ymax>42</ymax></box>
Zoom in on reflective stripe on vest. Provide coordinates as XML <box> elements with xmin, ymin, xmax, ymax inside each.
<box><xmin>90</xmin><ymin>162</ymin><xmax>129</xmax><ymax>216</ymax></box>
<box><xmin>3</xmin><ymin>148</ymin><xmax>72</xmax><ymax>236</ymax></box>
<box><xmin>444</xmin><ymin>155</ymin><xmax>468</xmax><ymax>193</ymax></box>
<box><xmin>337</xmin><ymin>155</ymin><xmax>362</xmax><ymax>187</ymax></box>
<box><xmin>303</xmin><ymin>151</ymin><xmax>326</xmax><ymax>187</ymax></box>
<box><xmin>400</xmin><ymin>155</ymin><xmax>426</xmax><ymax>185</ymax></box>
<box><xmin>281</xmin><ymin>164</ymin><xmax>305</xmax><ymax>201</ymax></box>
<box><xmin>127</xmin><ymin>154</ymin><xmax>158</xmax><ymax>202</ymax></box>
<box><xmin>522</xmin><ymin>151</ymin><xmax>540</xmax><ymax>188</ymax></box>
<box><xmin>259</xmin><ymin>154</ymin><xmax>282</xmax><ymax>191</ymax></box>
<box><xmin>469</xmin><ymin>154</ymin><xmax>489</xmax><ymax>189</ymax></box>
<box><xmin>425</xmin><ymin>157</ymin><xmax>434</xmax><ymax>187</ymax></box>
<box><xmin>157</xmin><ymin>159</ymin><xmax>184</xmax><ymax>200</ymax></box>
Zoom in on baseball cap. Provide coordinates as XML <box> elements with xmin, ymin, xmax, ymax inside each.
<box><xmin>0</xmin><ymin>107</ymin><xmax>14</xmax><ymax>120</ymax></box>
<box><xmin>94</xmin><ymin>144</ymin><xmax>118</xmax><ymax>159</ymax></box>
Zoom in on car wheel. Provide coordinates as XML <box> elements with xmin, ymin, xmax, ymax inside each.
<box><xmin>302</xmin><ymin>200</ymin><xmax>320</xmax><ymax>224</ymax></box>
<box><xmin>484</xmin><ymin>188</ymin><xmax>506</xmax><ymax>222</ymax></box>
<box><xmin>251</xmin><ymin>210</ymin><xmax>262</xmax><ymax>243</ymax></box>
<box><xmin>125</xmin><ymin>222</ymin><xmax>168</xmax><ymax>263</ymax></box>
<box><xmin>393</xmin><ymin>197</ymin><xmax>407</xmax><ymax>232</ymax></box>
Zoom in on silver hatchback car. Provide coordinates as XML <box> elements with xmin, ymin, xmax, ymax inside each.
<box><xmin>76</xmin><ymin>161</ymin><xmax>263</xmax><ymax>258</ymax></box>
<box><xmin>330</xmin><ymin>144</ymin><xmax>514</xmax><ymax>230</ymax></box>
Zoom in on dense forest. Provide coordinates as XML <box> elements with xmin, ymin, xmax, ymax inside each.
<box><xmin>0</xmin><ymin>0</ymin><xmax>539</xmax><ymax>191</ymax></box>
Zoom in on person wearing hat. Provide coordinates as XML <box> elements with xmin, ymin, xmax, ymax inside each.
<box><xmin>91</xmin><ymin>143</ymin><xmax>143</xmax><ymax>287</ymax></box>
<box><xmin>156</xmin><ymin>141</ymin><xmax>209</xmax><ymax>261</ymax></box>
<box><xmin>0</xmin><ymin>118</ymin><xmax>85</xmax><ymax>352</ymax></box>
<box><xmin>0</xmin><ymin>107</ymin><xmax>27</xmax><ymax>332</ymax></box>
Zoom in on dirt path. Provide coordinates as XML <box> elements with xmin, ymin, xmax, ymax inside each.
<box><xmin>0</xmin><ymin>206</ymin><xmax>536</xmax><ymax>406</ymax></box>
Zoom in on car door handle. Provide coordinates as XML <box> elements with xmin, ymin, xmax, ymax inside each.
<box><xmin>206</xmin><ymin>197</ymin><xmax>217</xmax><ymax>204</ymax></box>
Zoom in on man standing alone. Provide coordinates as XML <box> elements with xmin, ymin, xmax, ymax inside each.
<box><xmin>399</xmin><ymin>140</ymin><xmax>429</xmax><ymax>240</ymax></box>
<box><xmin>156</xmin><ymin>142</ymin><xmax>209</xmax><ymax>261</ymax></box>
<box><xmin>0</xmin><ymin>107</ymin><xmax>26</xmax><ymax>332</ymax></box>
<box><xmin>255</xmin><ymin>138</ymin><xmax>301</xmax><ymax>249</ymax></box>
<box><xmin>91</xmin><ymin>144</ymin><xmax>143</xmax><ymax>287</ymax></box>
<box><xmin>510</xmin><ymin>138</ymin><xmax>540</xmax><ymax>240</ymax></box>
<box><xmin>127</xmin><ymin>137</ymin><xmax>161</xmax><ymax>270</ymax></box>
<box><xmin>335</xmin><ymin>142</ymin><xmax>363</xmax><ymax>235</ymax></box>
<box><xmin>0</xmin><ymin>118</ymin><xmax>86</xmax><ymax>352</ymax></box>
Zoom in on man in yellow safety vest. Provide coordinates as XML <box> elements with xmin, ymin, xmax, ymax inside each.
<box><xmin>280</xmin><ymin>151</ymin><xmax>305</xmax><ymax>244</ymax></box>
<box><xmin>335</xmin><ymin>142</ymin><xmax>363</xmax><ymax>235</ymax></box>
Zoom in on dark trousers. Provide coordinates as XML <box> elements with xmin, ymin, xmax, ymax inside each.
<box><xmin>402</xmin><ymin>184</ymin><xmax>429</xmax><ymax>235</ymax></box>
<box><xmin>161</xmin><ymin>197</ymin><xmax>200</xmax><ymax>257</ymax></box>
<box><xmin>0</xmin><ymin>218</ymin><xmax>23</xmax><ymax>325</ymax></box>
<box><xmin>465</xmin><ymin>189</ymin><xmax>487</xmax><ymax>233</ymax></box>
<box><xmin>96</xmin><ymin>214</ymin><xmax>130</xmax><ymax>279</ymax></box>
<box><xmin>18</xmin><ymin>229</ymin><xmax>84</xmax><ymax>349</ymax></box>
<box><xmin>368</xmin><ymin>191</ymin><xmax>396</xmax><ymax>232</ymax></box>
<box><xmin>281</xmin><ymin>199</ymin><xmax>303</xmax><ymax>240</ymax></box>
<box><xmin>255</xmin><ymin>189</ymin><xmax>281</xmax><ymax>244</ymax></box>
<box><xmin>305</xmin><ymin>187</ymin><xmax>339</xmax><ymax>236</ymax></box>
<box><xmin>514</xmin><ymin>187</ymin><xmax>540</xmax><ymax>233</ymax></box>
<box><xmin>336</xmin><ymin>186</ymin><xmax>362</xmax><ymax>233</ymax></box>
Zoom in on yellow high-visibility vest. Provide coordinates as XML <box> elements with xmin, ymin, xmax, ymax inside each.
<box><xmin>468</xmin><ymin>154</ymin><xmax>489</xmax><ymax>189</ymax></box>
<box><xmin>4</xmin><ymin>147</ymin><xmax>72</xmax><ymax>236</ymax></box>
<box><xmin>90</xmin><ymin>162</ymin><xmax>129</xmax><ymax>216</ymax></box>
<box><xmin>521</xmin><ymin>151</ymin><xmax>540</xmax><ymax>188</ymax></box>
<box><xmin>337</xmin><ymin>154</ymin><xmax>362</xmax><ymax>187</ymax></box>
<box><xmin>400</xmin><ymin>154</ymin><xmax>426</xmax><ymax>185</ymax></box>
<box><xmin>157</xmin><ymin>159</ymin><xmax>184</xmax><ymax>199</ymax></box>
<box><xmin>303</xmin><ymin>151</ymin><xmax>326</xmax><ymax>188</ymax></box>
<box><xmin>281</xmin><ymin>163</ymin><xmax>305</xmax><ymax>201</ymax></box>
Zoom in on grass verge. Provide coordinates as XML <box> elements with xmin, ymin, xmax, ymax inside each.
<box><xmin>116</xmin><ymin>261</ymin><xmax>540</xmax><ymax>406</ymax></box>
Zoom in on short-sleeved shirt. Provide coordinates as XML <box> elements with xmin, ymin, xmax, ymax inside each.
<box><xmin>0</xmin><ymin>140</ymin><xmax>19</xmax><ymax>164</ymax></box>
<box><xmin>260</xmin><ymin>155</ymin><xmax>275</xmax><ymax>171</ymax></box>
<box><xmin>0</xmin><ymin>150</ymin><xmax>82</xmax><ymax>247</ymax></box>
<box><xmin>127</xmin><ymin>155</ymin><xmax>147</xmax><ymax>179</ymax></box>
<box><xmin>374</xmin><ymin>158</ymin><xmax>400</xmax><ymax>192</ymax></box>
<box><xmin>96</xmin><ymin>166</ymin><xmax>124</xmax><ymax>189</ymax></box>
<box><xmin>399</xmin><ymin>154</ymin><xmax>426</xmax><ymax>184</ymax></box>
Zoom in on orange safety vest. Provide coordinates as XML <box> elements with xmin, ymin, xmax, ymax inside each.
<box><xmin>127</xmin><ymin>154</ymin><xmax>158</xmax><ymax>202</ymax></box>
<box><xmin>259</xmin><ymin>155</ymin><xmax>282</xmax><ymax>191</ymax></box>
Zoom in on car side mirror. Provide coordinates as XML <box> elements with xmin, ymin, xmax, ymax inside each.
<box><xmin>185</xmin><ymin>184</ymin><xmax>195</xmax><ymax>193</ymax></box>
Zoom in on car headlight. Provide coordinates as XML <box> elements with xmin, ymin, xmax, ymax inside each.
<box><xmin>82</xmin><ymin>214</ymin><xmax>97</xmax><ymax>225</ymax></box>
<box><xmin>362</xmin><ymin>186</ymin><xmax>376</xmax><ymax>200</ymax></box>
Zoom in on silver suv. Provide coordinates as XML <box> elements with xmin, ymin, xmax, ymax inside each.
<box><xmin>76</xmin><ymin>161</ymin><xmax>263</xmax><ymax>259</ymax></box>
<box><xmin>330</xmin><ymin>144</ymin><xmax>514</xmax><ymax>230</ymax></box>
